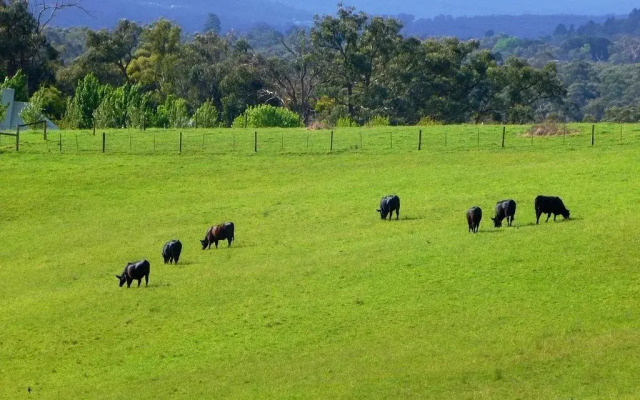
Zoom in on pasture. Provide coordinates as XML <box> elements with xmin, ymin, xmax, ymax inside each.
<box><xmin>1</xmin><ymin>125</ymin><xmax>640</xmax><ymax>399</ymax></box>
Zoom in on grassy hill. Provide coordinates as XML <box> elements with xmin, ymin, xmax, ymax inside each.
<box><xmin>1</xmin><ymin>125</ymin><xmax>640</xmax><ymax>398</ymax></box>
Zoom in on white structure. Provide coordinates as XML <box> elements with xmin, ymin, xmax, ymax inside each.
<box><xmin>0</xmin><ymin>88</ymin><xmax>58</xmax><ymax>130</ymax></box>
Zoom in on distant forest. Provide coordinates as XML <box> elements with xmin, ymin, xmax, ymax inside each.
<box><xmin>3</xmin><ymin>2</ymin><xmax>640</xmax><ymax>129</ymax></box>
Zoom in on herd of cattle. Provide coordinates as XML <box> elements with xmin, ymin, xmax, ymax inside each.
<box><xmin>115</xmin><ymin>195</ymin><xmax>570</xmax><ymax>287</ymax></box>
<box><xmin>466</xmin><ymin>195</ymin><xmax>570</xmax><ymax>233</ymax></box>
<box><xmin>115</xmin><ymin>222</ymin><xmax>235</xmax><ymax>287</ymax></box>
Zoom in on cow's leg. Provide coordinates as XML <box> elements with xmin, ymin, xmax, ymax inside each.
<box><xmin>127</xmin><ymin>278</ymin><xmax>132</xmax><ymax>288</ymax></box>
<box><xmin>396</xmin><ymin>209</ymin><xmax>399</xmax><ymax>220</ymax></box>
<box><xmin>228</xmin><ymin>238</ymin><xmax>232</xmax><ymax>247</ymax></box>
<box><xmin>145</xmin><ymin>275</ymin><xmax>149</xmax><ymax>287</ymax></box>
<box><xmin>553</xmin><ymin>214</ymin><xmax>557</xmax><ymax>221</ymax></box>
<box><xmin>546</xmin><ymin>213</ymin><xmax>551</xmax><ymax>222</ymax></box>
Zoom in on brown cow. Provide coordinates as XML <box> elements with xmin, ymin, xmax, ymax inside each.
<box><xmin>201</xmin><ymin>222</ymin><xmax>235</xmax><ymax>249</ymax></box>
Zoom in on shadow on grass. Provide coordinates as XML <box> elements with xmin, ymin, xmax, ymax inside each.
<box><xmin>402</xmin><ymin>215</ymin><xmax>424</xmax><ymax>221</ymax></box>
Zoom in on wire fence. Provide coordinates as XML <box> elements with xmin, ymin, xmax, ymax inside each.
<box><xmin>2</xmin><ymin>124</ymin><xmax>640</xmax><ymax>155</ymax></box>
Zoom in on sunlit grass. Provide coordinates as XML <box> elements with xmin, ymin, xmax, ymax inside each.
<box><xmin>1</xmin><ymin>127</ymin><xmax>640</xmax><ymax>398</ymax></box>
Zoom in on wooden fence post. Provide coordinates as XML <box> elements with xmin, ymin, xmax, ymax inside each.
<box><xmin>43</xmin><ymin>121</ymin><xmax>47</xmax><ymax>140</ymax></box>
<box><xmin>93</xmin><ymin>119</ymin><xmax>96</xmax><ymax>136</ymax></box>
<box><xmin>102</xmin><ymin>132</ymin><xmax>105</xmax><ymax>153</ymax></box>
<box><xmin>502</xmin><ymin>126</ymin><xmax>506</xmax><ymax>148</ymax></box>
<box><xmin>16</xmin><ymin>126</ymin><xmax>19</xmax><ymax>151</ymax></box>
<box><xmin>180</xmin><ymin>131</ymin><xmax>183</xmax><ymax>153</ymax></box>
<box><xmin>390</xmin><ymin>131</ymin><xmax>393</xmax><ymax>149</ymax></box>
<box><xmin>418</xmin><ymin>129</ymin><xmax>422</xmax><ymax>150</ymax></box>
<box><xmin>254</xmin><ymin>131</ymin><xmax>257</xmax><ymax>152</ymax></box>
<box><xmin>330</xmin><ymin>130</ymin><xmax>333</xmax><ymax>151</ymax></box>
<box><xmin>59</xmin><ymin>133</ymin><xmax>62</xmax><ymax>153</ymax></box>
<box><xmin>591</xmin><ymin>124</ymin><xmax>595</xmax><ymax>146</ymax></box>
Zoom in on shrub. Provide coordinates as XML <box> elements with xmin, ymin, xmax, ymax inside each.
<box><xmin>1</xmin><ymin>70</ymin><xmax>28</xmax><ymax>101</ymax></box>
<box><xmin>232</xmin><ymin>104</ymin><xmax>300</xmax><ymax>128</ymax></box>
<box><xmin>193</xmin><ymin>100</ymin><xmax>219</xmax><ymax>128</ymax></box>
<box><xmin>156</xmin><ymin>95</ymin><xmax>190</xmax><ymax>128</ymax></box>
<box><xmin>19</xmin><ymin>103</ymin><xmax>44</xmax><ymax>127</ymax></box>
<box><xmin>416</xmin><ymin>116</ymin><xmax>442</xmax><ymax>126</ymax></box>
<box><xmin>366</xmin><ymin>115</ymin><xmax>390</xmax><ymax>127</ymax></box>
<box><xmin>30</xmin><ymin>86</ymin><xmax>65</xmax><ymax>121</ymax></box>
<box><xmin>335</xmin><ymin>117</ymin><xmax>356</xmax><ymax>127</ymax></box>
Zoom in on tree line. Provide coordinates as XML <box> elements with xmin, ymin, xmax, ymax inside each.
<box><xmin>2</xmin><ymin>1</ymin><xmax>639</xmax><ymax>128</ymax></box>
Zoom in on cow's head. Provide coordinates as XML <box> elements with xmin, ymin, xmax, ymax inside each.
<box><xmin>200</xmin><ymin>238</ymin><xmax>208</xmax><ymax>250</ymax></box>
<box><xmin>562</xmin><ymin>209</ymin><xmax>570</xmax><ymax>219</ymax></box>
<box><xmin>377</xmin><ymin>209</ymin><xmax>388</xmax><ymax>219</ymax></box>
<box><xmin>115</xmin><ymin>274</ymin><xmax>127</xmax><ymax>287</ymax></box>
<box><xmin>491</xmin><ymin>217</ymin><xmax>502</xmax><ymax>228</ymax></box>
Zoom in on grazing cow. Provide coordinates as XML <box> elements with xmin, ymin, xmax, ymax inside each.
<box><xmin>535</xmin><ymin>195</ymin><xmax>570</xmax><ymax>224</ymax></box>
<box><xmin>491</xmin><ymin>199</ymin><xmax>517</xmax><ymax>227</ymax></box>
<box><xmin>377</xmin><ymin>195</ymin><xmax>400</xmax><ymax>220</ymax></box>
<box><xmin>116</xmin><ymin>259</ymin><xmax>150</xmax><ymax>287</ymax></box>
<box><xmin>201</xmin><ymin>222</ymin><xmax>235</xmax><ymax>250</ymax></box>
<box><xmin>162</xmin><ymin>240</ymin><xmax>182</xmax><ymax>264</ymax></box>
<box><xmin>467</xmin><ymin>206</ymin><xmax>482</xmax><ymax>233</ymax></box>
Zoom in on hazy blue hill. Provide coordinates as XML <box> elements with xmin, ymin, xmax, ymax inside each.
<box><xmin>53</xmin><ymin>0</ymin><xmax>313</xmax><ymax>32</ymax></box>
<box><xmin>274</xmin><ymin>0</ymin><xmax>637</xmax><ymax>18</ymax></box>
<box><xmin>404</xmin><ymin>14</ymin><xmax>612</xmax><ymax>39</ymax></box>
<box><xmin>50</xmin><ymin>0</ymin><xmax>631</xmax><ymax>39</ymax></box>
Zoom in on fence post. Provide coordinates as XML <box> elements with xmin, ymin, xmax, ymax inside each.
<box><xmin>16</xmin><ymin>126</ymin><xmax>19</xmax><ymax>151</ymax></box>
<box><xmin>591</xmin><ymin>124</ymin><xmax>595</xmax><ymax>146</ymax></box>
<box><xmin>93</xmin><ymin>119</ymin><xmax>96</xmax><ymax>136</ymax></box>
<box><xmin>418</xmin><ymin>129</ymin><xmax>422</xmax><ymax>150</ymax></box>
<box><xmin>153</xmin><ymin>134</ymin><xmax>156</xmax><ymax>150</ymax></box>
<box><xmin>180</xmin><ymin>131</ymin><xmax>183</xmax><ymax>153</ymax></box>
<box><xmin>102</xmin><ymin>132</ymin><xmax>105</xmax><ymax>153</ymax></box>
<box><xmin>502</xmin><ymin>126</ymin><xmax>505</xmax><ymax>148</ymax></box>
<box><xmin>202</xmin><ymin>133</ymin><xmax>205</xmax><ymax>150</ymax></box>
<box><xmin>390</xmin><ymin>131</ymin><xmax>393</xmax><ymax>149</ymax></box>
<box><xmin>254</xmin><ymin>131</ymin><xmax>257</xmax><ymax>152</ymax></box>
<box><xmin>43</xmin><ymin>121</ymin><xmax>47</xmax><ymax>140</ymax></box>
<box><xmin>59</xmin><ymin>133</ymin><xmax>62</xmax><ymax>153</ymax></box>
<box><xmin>330</xmin><ymin>130</ymin><xmax>333</xmax><ymax>151</ymax></box>
<box><xmin>306</xmin><ymin>132</ymin><xmax>309</xmax><ymax>150</ymax></box>
<box><xmin>143</xmin><ymin>115</ymin><xmax>146</xmax><ymax>131</ymax></box>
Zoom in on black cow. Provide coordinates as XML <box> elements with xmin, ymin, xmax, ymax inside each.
<box><xmin>162</xmin><ymin>240</ymin><xmax>182</xmax><ymax>264</ymax></box>
<box><xmin>535</xmin><ymin>195</ymin><xmax>570</xmax><ymax>224</ymax></box>
<box><xmin>467</xmin><ymin>206</ymin><xmax>482</xmax><ymax>233</ymax></box>
<box><xmin>377</xmin><ymin>195</ymin><xmax>400</xmax><ymax>220</ymax></box>
<box><xmin>116</xmin><ymin>259</ymin><xmax>150</xmax><ymax>287</ymax></box>
<box><xmin>201</xmin><ymin>222</ymin><xmax>235</xmax><ymax>250</ymax></box>
<box><xmin>491</xmin><ymin>199</ymin><xmax>517</xmax><ymax>227</ymax></box>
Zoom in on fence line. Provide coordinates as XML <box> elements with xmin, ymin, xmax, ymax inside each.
<box><xmin>3</xmin><ymin>124</ymin><xmax>639</xmax><ymax>155</ymax></box>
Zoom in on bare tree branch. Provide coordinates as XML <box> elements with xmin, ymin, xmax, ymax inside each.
<box><xmin>27</xmin><ymin>0</ymin><xmax>93</xmax><ymax>33</ymax></box>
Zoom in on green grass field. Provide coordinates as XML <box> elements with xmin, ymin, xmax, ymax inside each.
<box><xmin>1</xmin><ymin>125</ymin><xmax>640</xmax><ymax>399</ymax></box>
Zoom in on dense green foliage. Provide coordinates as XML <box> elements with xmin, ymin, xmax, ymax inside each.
<box><xmin>2</xmin><ymin>126</ymin><xmax>640</xmax><ymax>398</ymax></box>
<box><xmin>4</xmin><ymin>3</ymin><xmax>640</xmax><ymax>128</ymax></box>
<box><xmin>232</xmin><ymin>104</ymin><xmax>301</xmax><ymax>128</ymax></box>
